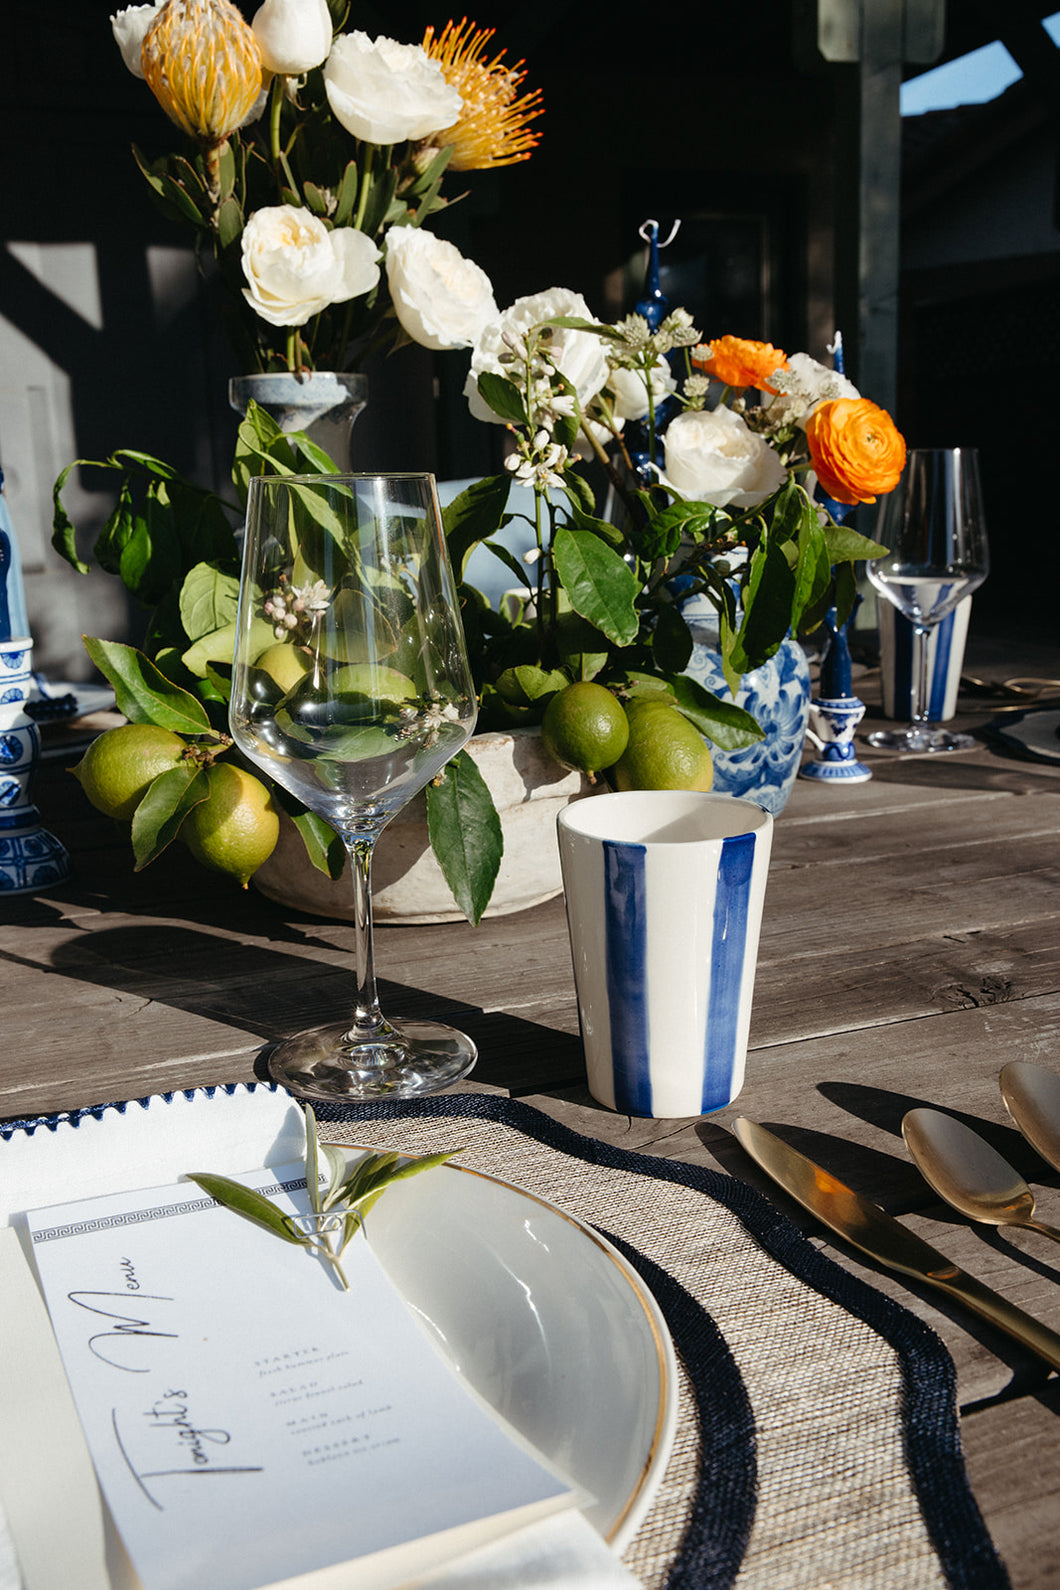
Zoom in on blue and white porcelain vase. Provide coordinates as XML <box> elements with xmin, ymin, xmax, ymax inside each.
<box><xmin>0</xmin><ymin>638</ymin><xmax>72</xmax><ymax>893</ymax></box>
<box><xmin>679</xmin><ymin>593</ymin><xmax>812</xmax><ymax>816</ymax></box>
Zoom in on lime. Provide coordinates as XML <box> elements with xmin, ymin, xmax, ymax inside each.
<box><xmin>541</xmin><ymin>682</ymin><xmax>629</xmax><ymax>777</ymax></box>
<box><xmin>73</xmin><ymin>724</ymin><xmax>187</xmax><ymax>820</ymax></box>
<box><xmin>329</xmin><ymin>663</ymin><xmax>418</xmax><ymax>706</ymax></box>
<box><xmin>181</xmin><ymin>763</ymin><xmax>280</xmax><ymax>887</ymax></box>
<box><xmin>255</xmin><ymin>641</ymin><xmax>314</xmax><ymax>694</ymax></box>
<box><xmin>611</xmin><ymin>702</ymin><xmax>714</xmax><ymax>792</ymax></box>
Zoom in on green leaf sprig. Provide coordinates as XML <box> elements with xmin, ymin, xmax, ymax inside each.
<box><xmin>187</xmin><ymin>1108</ymin><xmax>461</xmax><ymax>1292</ymax></box>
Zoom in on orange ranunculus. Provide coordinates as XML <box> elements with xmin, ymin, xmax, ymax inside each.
<box><xmin>692</xmin><ymin>335</ymin><xmax>789</xmax><ymax>393</ymax></box>
<box><xmin>805</xmin><ymin>398</ymin><xmax>907</xmax><ymax>505</ymax></box>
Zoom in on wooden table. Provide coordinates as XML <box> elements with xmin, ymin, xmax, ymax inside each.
<box><xmin>4</xmin><ymin>664</ymin><xmax>1060</xmax><ymax>1589</ymax></box>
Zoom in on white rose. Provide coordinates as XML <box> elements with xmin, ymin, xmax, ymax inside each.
<box><xmin>608</xmin><ymin>359</ymin><xmax>676</xmax><ymax>422</ymax></box>
<box><xmin>241</xmin><ymin>207</ymin><xmax>381</xmax><ymax>329</ymax></box>
<box><xmin>110</xmin><ymin>3</ymin><xmax>162</xmax><ymax>77</ymax></box>
<box><xmin>763</xmin><ymin>352</ymin><xmax>860</xmax><ymax>427</ymax></box>
<box><xmin>662</xmin><ymin>406</ymin><xmax>786</xmax><ymax>509</ymax></box>
<box><xmin>383</xmin><ymin>227</ymin><xmax>497</xmax><ymax>351</ymax></box>
<box><xmin>251</xmin><ymin>0</ymin><xmax>332</xmax><ymax>75</ymax></box>
<box><xmin>465</xmin><ymin>288</ymin><xmax>610</xmax><ymax>424</ymax></box>
<box><xmin>323</xmin><ymin>32</ymin><xmax>463</xmax><ymax>145</ymax></box>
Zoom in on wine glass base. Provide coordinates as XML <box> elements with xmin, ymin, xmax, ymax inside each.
<box><xmin>267</xmin><ymin>1018</ymin><xmax>477</xmax><ymax>1103</ymax></box>
<box><xmin>865</xmin><ymin>726</ymin><xmax>977</xmax><ymax>753</ymax></box>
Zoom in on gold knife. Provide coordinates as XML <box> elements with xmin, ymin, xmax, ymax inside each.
<box><xmin>732</xmin><ymin>1117</ymin><xmax>1060</xmax><ymax>1373</ymax></box>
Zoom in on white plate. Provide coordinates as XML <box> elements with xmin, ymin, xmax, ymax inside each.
<box><xmin>361</xmin><ymin>1153</ymin><xmax>679</xmax><ymax>1551</ymax></box>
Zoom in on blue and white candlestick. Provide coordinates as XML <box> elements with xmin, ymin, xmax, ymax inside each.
<box><xmin>800</xmin><ymin>603</ymin><xmax>873</xmax><ymax>784</ymax></box>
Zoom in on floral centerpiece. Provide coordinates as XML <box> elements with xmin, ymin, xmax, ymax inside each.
<box><xmin>52</xmin><ymin>6</ymin><xmax>905</xmax><ymax>923</ymax></box>
<box><xmin>108</xmin><ymin>0</ymin><xmax>541</xmax><ymax>373</ymax></box>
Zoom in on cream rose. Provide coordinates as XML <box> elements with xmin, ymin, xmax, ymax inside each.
<box><xmin>241</xmin><ymin>207</ymin><xmax>381</xmax><ymax>329</ymax></box>
<box><xmin>110</xmin><ymin>3</ymin><xmax>162</xmax><ymax>77</ymax></box>
<box><xmin>251</xmin><ymin>0</ymin><xmax>332</xmax><ymax>75</ymax></box>
<box><xmin>465</xmin><ymin>288</ymin><xmax>610</xmax><ymax>424</ymax></box>
<box><xmin>608</xmin><ymin>359</ymin><xmax>676</xmax><ymax>422</ymax></box>
<box><xmin>324</xmin><ymin>32</ymin><xmax>463</xmax><ymax>145</ymax></box>
<box><xmin>662</xmin><ymin>406</ymin><xmax>786</xmax><ymax>509</ymax></box>
<box><xmin>383</xmin><ymin>227</ymin><xmax>497</xmax><ymax>351</ymax></box>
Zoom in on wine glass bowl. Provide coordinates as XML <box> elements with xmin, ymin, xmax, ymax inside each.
<box><xmin>230</xmin><ymin>473</ymin><xmax>479</xmax><ymax>1101</ymax></box>
<box><xmin>866</xmin><ymin>448</ymin><xmax>989</xmax><ymax>753</ymax></box>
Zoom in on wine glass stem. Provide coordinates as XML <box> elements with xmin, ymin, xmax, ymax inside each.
<box><xmin>911</xmin><ymin>623</ymin><xmax>931</xmax><ymax>727</ymax></box>
<box><xmin>342</xmin><ymin>831</ymin><xmax>385</xmax><ymax>1035</ymax></box>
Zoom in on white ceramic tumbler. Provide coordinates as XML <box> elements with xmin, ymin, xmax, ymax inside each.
<box><xmin>557</xmin><ymin>791</ymin><xmax>773</xmax><ymax>1118</ymax></box>
<box><xmin>879</xmin><ymin>595</ymin><xmax>972</xmax><ymax>723</ymax></box>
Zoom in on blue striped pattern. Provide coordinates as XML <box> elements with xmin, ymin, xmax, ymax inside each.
<box><xmin>703</xmin><ymin>833</ymin><xmax>755</xmax><ymax>1110</ymax></box>
<box><xmin>891</xmin><ymin>602</ymin><xmax>958</xmax><ymax>720</ymax></box>
<box><xmin>601</xmin><ymin>831</ymin><xmax>758</xmax><ymax>1116</ymax></box>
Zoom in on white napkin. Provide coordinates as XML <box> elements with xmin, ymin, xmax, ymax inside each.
<box><xmin>0</xmin><ymin>1088</ymin><xmax>641</xmax><ymax>1590</ymax></box>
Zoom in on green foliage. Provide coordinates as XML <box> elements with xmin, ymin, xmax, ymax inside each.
<box><xmin>188</xmin><ymin>1108</ymin><xmax>462</xmax><ymax>1292</ymax></box>
<box><xmin>425</xmin><ymin>751</ymin><xmax>504</xmax><ymax>927</ymax></box>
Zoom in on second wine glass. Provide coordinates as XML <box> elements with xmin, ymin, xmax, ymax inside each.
<box><xmin>866</xmin><ymin>447</ymin><xmax>989</xmax><ymax>753</ymax></box>
<box><xmin>230</xmin><ymin>472</ymin><xmax>479</xmax><ymax>1101</ymax></box>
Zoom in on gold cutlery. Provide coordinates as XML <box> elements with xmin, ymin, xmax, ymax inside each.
<box><xmin>732</xmin><ymin>1118</ymin><xmax>1060</xmax><ymax>1373</ymax></box>
<box><xmin>999</xmin><ymin>1061</ymin><xmax>1060</xmax><ymax>1176</ymax></box>
<box><xmin>902</xmin><ymin>1108</ymin><xmax>1060</xmax><ymax>1246</ymax></box>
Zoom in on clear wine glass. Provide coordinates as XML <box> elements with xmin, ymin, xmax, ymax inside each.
<box><xmin>230</xmin><ymin>472</ymin><xmax>479</xmax><ymax>1101</ymax></box>
<box><xmin>866</xmin><ymin>447</ymin><xmax>989</xmax><ymax>752</ymax></box>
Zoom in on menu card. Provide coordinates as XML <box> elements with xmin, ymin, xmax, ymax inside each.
<box><xmin>24</xmin><ymin>1164</ymin><xmax>582</xmax><ymax>1590</ymax></box>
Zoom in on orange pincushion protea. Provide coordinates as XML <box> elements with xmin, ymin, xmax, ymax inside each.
<box><xmin>693</xmin><ymin>336</ymin><xmax>789</xmax><ymax>394</ymax></box>
<box><xmin>142</xmin><ymin>0</ymin><xmax>262</xmax><ymax>145</ymax></box>
<box><xmin>805</xmin><ymin>398</ymin><xmax>907</xmax><ymax>505</ymax></box>
<box><xmin>422</xmin><ymin>19</ymin><xmax>543</xmax><ymax>170</ymax></box>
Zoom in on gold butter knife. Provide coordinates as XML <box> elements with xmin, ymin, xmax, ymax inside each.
<box><xmin>732</xmin><ymin>1118</ymin><xmax>1060</xmax><ymax>1373</ymax></box>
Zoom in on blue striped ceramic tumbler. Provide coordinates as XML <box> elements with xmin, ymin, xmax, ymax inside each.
<box><xmin>557</xmin><ymin>791</ymin><xmax>773</xmax><ymax>1118</ymax></box>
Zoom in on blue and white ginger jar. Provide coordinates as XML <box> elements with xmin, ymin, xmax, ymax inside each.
<box><xmin>680</xmin><ymin>593</ymin><xmax>811</xmax><ymax>816</ymax></box>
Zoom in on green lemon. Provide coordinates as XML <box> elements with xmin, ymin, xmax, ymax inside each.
<box><xmin>611</xmin><ymin>702</ymin><xmax>714</xmax><ymax>792</ymax></box>
<box><xmin>541</xmin><ymin>682</ymin><xmax>629</xmax><ymax>777</ymax></box>
<box><xmin>73</xmin><ymin>724</ymin><xmax>188</xmax><ymax>821</ymax></box>
<box><xmin>254</xmin><ymin>641</ymin><xmax>314</xmax><ymax>694</ymax></box>
<box><xmin>181</xmin><ymin>763</ymin><xmax>280</xmax><ymax>888</ymax></box>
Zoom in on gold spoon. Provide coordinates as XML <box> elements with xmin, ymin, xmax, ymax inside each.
<box><xmin>999</xmin><ymin>1061</ymin><xmax>1060</xmax><ymax>1175</ymax></box>
<box><xmin>902</xmin><ymin>1107</ymin><xmax>1060</xmax><ymax>1246</ymax></box>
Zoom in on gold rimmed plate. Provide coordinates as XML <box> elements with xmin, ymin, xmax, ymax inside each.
<box><xmin>354</xmin><ymin>1150</ymin><xmax>679</xmax><ymax>1551</ymax></box>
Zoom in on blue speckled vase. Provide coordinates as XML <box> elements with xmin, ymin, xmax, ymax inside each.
<box><xmin>680</xmin><ymin>594</ymin><xmax>812</xmax><ymax>816</ymax></box>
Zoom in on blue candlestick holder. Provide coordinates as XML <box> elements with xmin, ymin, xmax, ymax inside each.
<box><xmin>799</xmin><ymin>605</ymin><xmax>873</xmax><ymax>785</ymax></box>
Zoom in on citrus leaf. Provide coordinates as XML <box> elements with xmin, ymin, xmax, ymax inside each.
<box><xmin>442</xmin><ymin>475</ymin><xmax>512</xmax><ymax>579</ymax></box>
<box><xmin>186</xmin><ymin>1173</ymin><xmax>305</xmax><ymax>1245</ymax></box>
<box><xmin>82</xmin><ymin>637</ymin><xmax>213</xmax><ymax>733</ymax></box>
<box><xmin>425</xmin><ymin>750</ymin><xmax>502</xmax><ymax>925</ymax></box>
<box><xmin>131</xmin><ymin>763</ymin><xmax>208</xmax><ymax>870</ymax></box>
<box><xmin>823</xmin><ymin>522</ymin><xmax>888</xmax><ymax>564</ymax></box>
<box><xmin>179</xmin><ymin>563</ymin><xmax>241</xmax><ymax>644</ymax></box>
<box><xmin>552</xmin><ymin>527</ymin><xmax>640</xmax><ymax>646</ymax></box>
<box><xmin>651</xmin><ymin>603</ymin><xmax>694</xmax><ymax>674</ymax></box>
<box><xmin>668</xmin><ymin>674</ymin><xmax>765</xmax><ymax>750</ymax></box>
<box><xmin>270</xmin><ymin>786</ymin><xmax>345</xmax><ymax>877</ymax></box>
<box><xmin>51</xmin><ymin>461</ymin><xmax>92</xmax><ymax>574</ymax></box>
<box><xmin>476</xmin><ymin>372</ymin><xmax>527</xmax><ymax>426</ymax></box>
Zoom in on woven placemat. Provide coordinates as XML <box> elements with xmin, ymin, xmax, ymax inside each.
<box><xmin>316</xmin><ymin>1093</ymin><xmax>1010</xmax><ymax>1590</ymax></box>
